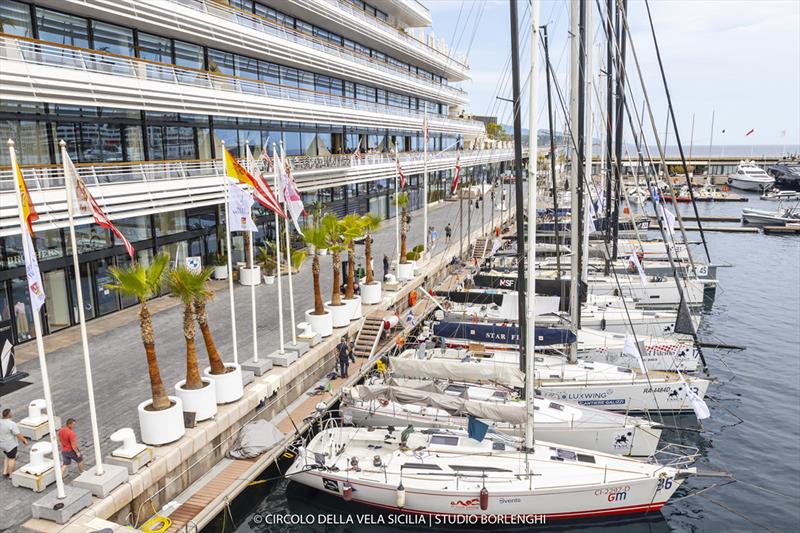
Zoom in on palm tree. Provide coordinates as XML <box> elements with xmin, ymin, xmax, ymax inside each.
<box><xmin>164</xmin><ymin>266</ymin><xmax>210</xmax><ymax>390</ymax></box>
<box><xmin>192</xmin><ymin>272</ymin><xmax>227</xmax><ymax>376</ymax></box>
<box><xmin>339</xmin><ymin>213</ymin><xmax>365</xmax><ymax>299</ymax></box>
<box><xmin>320</xmin><ymin>212</ymin><xmax>346</xmax><ymax>306</ymax></box>
<box><xmin>396</xmin><ymin>192</ymin><xmax>410</xmax><ymax>264</ymax></box>
<box><xmin>106</xmin><ymin>253</ymin><xmax>171</xmax><ymax>410</ymax></box>
<box><xmin>256</xmin><ymin>243</ymin><xmax>277</xmax><ymax>277</ymax></box>
<box><xmin>360</xmin><ymin>213</ymin><xmax>382</xmax><ymax>285</ymax></box>
<box><xmin>302</xmin><ymin>213</ymin><xmax>328</xmax><ymax>315</ymax></box>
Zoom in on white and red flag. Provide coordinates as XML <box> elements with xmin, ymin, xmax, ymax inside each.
<box><xmin>277</xmin><ymin>146</ymin><xmax>305</xmax><ymax>233</ymax></box>
<box><xmin>451</xmin><ymin>153</ymin><xmax>461</xmax><ymax>195</ymax></box>
<box><xmin>63</xmin><ymin>151</ymin><xmax>134</xmax><ymax>258</ymax></box>
<box><xmin>395</xmin><ymin>152</ymin><xmax>406</xmax><ymax>189</ymax></box>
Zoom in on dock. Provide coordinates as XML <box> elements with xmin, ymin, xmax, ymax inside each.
<box><xmin>763</xmin><ymin>225</ymin><xmax>800</xmax><ymax>235</ymax></box>
<box><xmin>649</xmin><ymin>215</ymin><xmax>741</xmax><ymax>223</ymax></box>
<box><xmin>682</xmin><ymin>226</ymin><xmax>759</xmax><ymax>233</ymax></box>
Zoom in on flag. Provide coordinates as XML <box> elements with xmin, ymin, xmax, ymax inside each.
<box><xmin>650</xmin><ymin>185</ymin><xmax>661</xmax><ymax>203</ymax></box>
<box><xmin>451</xmin><ymin>154</ymin><xmax>461</xmax><ymax>195</ymax></box>
<box><xmin>260</xmin><ymin>141</ymin><xmax>273</xmax><ymax>168</ymax></box>
<box><xmin>226</xmin><ymin>184</ymin><xmax>257</xmax><ymax>232</ymax></box>
<box><xmin>63</xmin><ymin>151</ymin><xmax>134</xmax><ymax>258</ymax></box>
<box><xmin>622</xmin><ymin>335</ymin><xmax>647</xmax><ymax>374</ymax></box>
<box><xmin>277</xmin><ymin>148</ymin><xmax>305</xmax><ymax>233</ymax></box>
<box><xmin>656</xmin><ymin>204</ymin><xmax>677</xmax><ymax>242</ymax></box>
<box><xmin>14</xmin><ymin>161</ymin><xmax>39</xmax><ymax>235</ymax></box>
<box><xmin>678</xmin><ymin>371</ymin><xmax>710</xmax><ymax>420</ymax></box>
<box><xmin>245</xmin><ymin>143</ymin><xmax>258</xmax><ymax>178</ymax></box>
<box><xmin>467</xmin><ymin>416</ymin><xmax>489</xmax><ymax>442</ymax></box>
<box><xmin>745</xmin><ymin>129</ymin><xmax>754</xmax><ymax>137</ymax></box>
<box><xmin>223</xmin><ymin>147</ymin><xmax>285</xmax><ymax>218</ymax></box>
<box><xmin>10</xmin><ymin>153</ymin><xmax>46</xmax><ymax>312</ymax></box>
<box><xmin>628</xmin><ymin>252</ymin><xmax>647</xmax><ymax>286</ymax></box>
<box><xmin>423</xmin><ymin>115</ymin><xmax>429</xmax><ymax>144</ymax></box>
<box><xmin>395</xmin><ymin>152</ymin><xmax>406</xmax><ymax>189</ymax></box>
<box><xmin>353</xmin><ymin>138</ymin><xmax>362</xmax><ymax>160</ymax></box>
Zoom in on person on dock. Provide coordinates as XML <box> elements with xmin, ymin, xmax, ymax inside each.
<box><xmin>383</xmin><ymin>254</ymin><xmax>389</xmax><ymax>281</ymax></box>
<box><xmin>58</xmin><ymin>418</ymin><xmax>84</xmax><ymax>475</ymax></box>
<box><xmin>445</xmin><ymin>224</ymin><xmax>452</xmax><ymax>243</ymax></box>
<box><xmin>337</xmin><ymin>337</ymin><xmax>352</xmax><ymax>378</ymax></box>
<box><xmin>1</xmin><ymin>409</ymin><xmax>28</xmax><ymax>479</ymax></box>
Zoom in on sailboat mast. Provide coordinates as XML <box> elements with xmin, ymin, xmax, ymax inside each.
<box><xmin>542</xmin><ymin>27</ymin><xmax>561</xmax><ymax>283</ymax></box>
<box><xmin>611</xmin><ymin>0</ymin><xmax>628</xmax><ymax>261</ymax></box>
<box><xmin>604</xmin><ymin>0</ymin><xmax>614</xmax><ymax>251</ymax></box>
<box><xmin>509</xmin><ymin>0</ymin><xmax>527</xmax><ymax>374</ymax></box>
<box><xmin>525</xmin><ymin>0</ymin><xmax>541</xmax><ymax>452</ymax></box>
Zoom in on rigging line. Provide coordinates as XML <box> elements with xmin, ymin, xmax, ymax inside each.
<box><xmin>451</xmin><ymin>0</ymin><xmax>477</xmax><ymax>56</ymax></box>
<box><xmin>463</xmin><ymin>0</ymin><xmax>488</xmax><ymax>60</ymax></box>
<box><xmin>448</xmin><ymin>0</ymin><xmax>466</xmax><ymax>49</ymax></box>
<box><xmin>698</xmin><ymin>494</ymin><xmax>778</xmax><ymax>533</ymax></box>
<box><xmin>642</xmin><ymin>0</ymin><xmax>711</xmax><ymax>262</ymax></box>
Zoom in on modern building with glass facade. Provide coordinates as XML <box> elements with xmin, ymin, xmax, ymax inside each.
<box><xmin>0</xmin><ymin>0</ymin><xmax>516</xmax><ymax>344</ymax></box>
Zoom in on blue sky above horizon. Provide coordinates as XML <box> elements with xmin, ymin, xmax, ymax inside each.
<box><xmin>424</xmin><ymin>0</ymin><xmax>799</xmax><ymax>149</ymax></box>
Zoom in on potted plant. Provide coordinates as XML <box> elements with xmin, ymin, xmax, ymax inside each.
<box><xmin>212</xmin><ymin>253</ymin><xmax>228</xmax><ymax>280</ymax></box>
<box><xmin>193</xmin><ymin>271</ymin><xmax>243</xmax><ymax>404</ymax></box>
<box><xmin>239</xmin><ymin>231</ymin><xmax>261</xmax><ymax>286</ymax></box>
<box><xmin>339</xmin><ymin>214</ymin><xmax>365</xmax><ymax>320</ymax></box>
<box><xmin>256</xmin><ymin>243</ymin><xmax>277</xmax><ymax>285</ymax></box>
<box><xmin>106</xmin><ymin>253</ymin><xmax>185</xmax><ymax>446</ymax></box>
<box><xmin>360</xmin><ymin>213</ymin><xmax>383</xmax><ymax>304</ymax></box>
<box><xmin>291</xmin><ymin>249</ymin><xmax>308</xmax><ymax>273</ymax></box>
<box><xmin>320</xmin><ymin>213</ymin><xmax>350</xmax><ymax>328</ymax></box>
<box><xmin>412</xmin><ymin>244</ymin><xmax>427</xmax><ymax>265</ymax></box>
<box><xmin>395</xmin><ymin>192</ymin><xmax>414</xmax><ymax>280</ymax></box>
<box><xmin>302</xmin><ymin>214</ymin><xmax>334</xmax><ymax>337</ymax></box>
<box><xmin>165</xmin><ymin>266</ymin><xmax>217</xmax><ymax>422</ymax></box>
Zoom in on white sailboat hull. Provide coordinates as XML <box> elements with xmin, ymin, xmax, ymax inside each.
<box><xmin>728</xmin><ymin>176</ymin><xmax>774</xmax><ymax>191</ymax></box>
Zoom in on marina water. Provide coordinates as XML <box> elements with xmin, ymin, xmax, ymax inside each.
<box><xmin>214</xmin><ymin>192</ymin><xmax>799</xmax><ymax>532</ymax></box>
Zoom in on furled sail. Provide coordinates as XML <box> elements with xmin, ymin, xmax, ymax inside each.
<box><xmin>389</xmin><ymin>357</ymin><xmax>525</xmax><ymax>388</ymax></box>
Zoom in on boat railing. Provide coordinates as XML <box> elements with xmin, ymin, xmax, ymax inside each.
<box><xmin>653</xmin><ymin>442</ymin><xmax>701</xmax><ymax>469</ymax></box>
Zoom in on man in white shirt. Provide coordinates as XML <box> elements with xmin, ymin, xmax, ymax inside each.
<box><xmin>1</xmin><ymin>408</ymin><xmax>28</xmax><ymax>478</ymax></box>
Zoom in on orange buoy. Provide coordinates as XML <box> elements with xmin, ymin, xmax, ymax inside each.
<box><xmin>623</xmin><ymin>207</ymin><xmax>630</xmax><ymax>214</ymax></box>
<box><xmin>479</xmin><ymin>487</ymin><xmax>489</xmax><ymax>510</ymax></box>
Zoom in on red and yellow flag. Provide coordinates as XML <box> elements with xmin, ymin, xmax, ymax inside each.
<box><xmin>223</xmin><ymin>147</ymin><xmax>285</xmax><ymax>218</ymax></box>
<box><xmin>15</xmin><ymin>160</ymin><xmax>39</xmax><ymax>235</ymax></box>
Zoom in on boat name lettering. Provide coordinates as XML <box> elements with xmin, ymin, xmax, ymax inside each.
<box><xmin>499</xmin><ymin>497</ymin><xmax>522</xmax><ymax>504</ymax></box>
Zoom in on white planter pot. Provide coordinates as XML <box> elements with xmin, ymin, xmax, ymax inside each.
<box><xmin>262</xmin><ymin>275</ymin><xmax>275</xmax><ymax>285</ymax></box>
<box><xmin>137</xmin><ymin>396</ymin><xmax>185</xmax><ymax>446</ymax></box>
<box><xmin>342</xmin><ymin>295</ymin><xmax>362</xmax><ymax>321</ymax></box>
<box><xmin>319</xmin><ymin>248</ymin><xmax>328</xmax><ymax>256</ymax></box>
<box><xmin>239</xmin><ymin>266</ymin><xmax>261</xmax><ymax>286</ymax></box>
<box><xmin>174</xmin><ymin>378</ymin><xmax>217</xmax><ymax>422</ymax></box>
<box><xmin>304</xmin><ymin>309</ymin><xmax>333</xmax><ymax>337</ymax></box>
<box><xmin>397</xmin><ymin>261</ymin><xmax>416</xmax><ymax>281</ymax></box>
<box><xmin>213</xmin><ymin>266</ymin><xmax>228</xmax><ymax>280</ymax></box>
<box><xmin>324</xmin><ymin>301</ymin><xmax>350</xmax><ymax>328</ymax></box>
<box><xmin>203</xmin><ymin>363</ymin><xmax>243</xmax><ymax>404</ymax></box>
<box><xmin>361</xmin><ymin>281</ymin><xmax>382</xmax><ymax>304</ymax></box>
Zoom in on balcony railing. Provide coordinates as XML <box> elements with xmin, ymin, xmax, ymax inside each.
<box><xmin>0</xmin><ymin>149</ymin><xmax>516</xmax><ymax>193</ymax></box>
<box><xmin>325</xmin><ymin>0</ymin><xmax>469</xmax><ymax>70</ymax></box>
<box><xmin>0</xmin><ymin>36</ymin><xmax>482</xmax><ymax>131</ymax></box>
<box><xmin>172</xmin><ymin>0</ymin><xmax>467</xmax><ymax>97</ymax></box>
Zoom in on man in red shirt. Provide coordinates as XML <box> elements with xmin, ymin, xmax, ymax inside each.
<box><xmin>57</xmin><ymin>418</ymin><xmax>84</xmax><ymax>475</ymax></box>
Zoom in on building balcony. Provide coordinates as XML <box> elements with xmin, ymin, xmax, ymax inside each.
<box><xmin>370</xmin><ymin>0</ymin><xmax>433</xmax><ymax>29</ymax></box>
<box><xmin>0</xmin><ymin>148</ymin><xmax>518</xmax><ymax>237</ymax></box>
<box><xmin>0</xmin><ymin>36</ymin><xmax>484</xmax><ymax>135</ymax></box>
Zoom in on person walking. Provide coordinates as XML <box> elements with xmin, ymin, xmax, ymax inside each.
<box><xmin>58</xmin><ymin>418</ymin><xmax>84</xmax><ymax>476</ymax></box>
<box><xmin>337</xmin><ymin>337</ymin><xmax>351</xmax><ymax>378</ymax></box>
<box><xmin>383</xmin><ymin>254</ymin><xmax>390</xmax><ymax>281</ymax></box>
<box><xmin>445</xmin><ymin>224</ymin><xmax>452</xmax><ymax>243</ymax></box>
<box><xmin>1</xmin><ymin>409</ymin><xmax>28</xmax><ymax>478</ymax></box>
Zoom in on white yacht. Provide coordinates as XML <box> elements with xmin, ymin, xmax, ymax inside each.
<box><xmin>727</xmin><ymin>161</ymin><xmax>775</xmax><ymax>191</ymax></box>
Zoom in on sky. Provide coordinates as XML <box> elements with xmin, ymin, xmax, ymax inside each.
<box><xmin>424</xmin><ymin>0</ymin><xmax>800</xmax><ymax>149</ymax></box>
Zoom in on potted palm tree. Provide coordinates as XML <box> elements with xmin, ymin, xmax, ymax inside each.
<box><xmin>339</xmin><ymin>213</ymin><xmax>365</xmax><ymax>320</ymax></box>
<box><xmin>239</xmin><ymin>231</ymin><xmax>261</xmax><ymax>286</ymax></box>
<box><xmin>193</xmin><ymin>271</ymin><xmax>243</xmax><ymax>404</ymax></box>
<box><xmin>302</xmin><ymin>214</ymin><xmax>333</xmax><ymax>337</ymax></box>
<box><xmin>212</xmin><ymin>252</ymin><xmax>228</xmax><ymax>280</ymax></box>
<box><xmin>321</xmin><ymin>213</ymin><xmax>349</xmax><ymax>328</ymax></box>
<box><xmin>106</xmin><ymin>253</ymin><xmax>185</xmax><ymax>446</ymax></box>
<box><xmin>165</xmin><ymin>266</ymin><xmax>217</xmax><ymax>422</ymax></box>
<box><xmin>395</xmin><ymin>192</ymin><xmax>415</xmax><ymax>280</ymax></box>
<box><xmin>360</xmin><ymin>213</ymin><xmax>383</xmax><ymax>304</ymax></box>
<box><xmin>256</xmin><ymin>243</ymin><xmax>277</xmax><ymax>285</ymax></box>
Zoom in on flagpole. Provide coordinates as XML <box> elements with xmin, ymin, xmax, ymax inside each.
<box><xmin>245</xmin><ymin>144</ymin><xmax>258</xmax><ymax>363</ymax></box>
<box><xmin>280</xmin><ymin>141</ymin><xmax>297</xmax><ymax>345</ymax></box>
<box><xmin>423</xmin><ymin>108</ymin><xmax>429</xmax><ymax>253</ymax></box>
<box><xmin>272</xmin><ymin>143</ymin><xmax>285</xmax><ymax>354</ymax></box>
<box><xmin>395</xmin><ymin>146</ymin><xmax>400</xmax><ymax>269</ymax></box>
<box><xmin>221</xmin><ymin>140</ymin><xmax>239</xmax><ymax>364</ymax></box>
<box><xmin>9</xmin><ymin>139</ymin><xmax>66</xmax><ymax>499</ymax></box>
<box><xmin>60</xmin><ymin>140</ymin><xmax>105</xmax><ymax>477</ymax></box>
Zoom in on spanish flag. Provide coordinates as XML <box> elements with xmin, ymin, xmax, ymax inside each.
<box><xmin>15</xmin><ymin>160</ymin><xmax>39</xmax><ymax>235</ymax></box>
<box><xmin>223</xmin><ymin>147</ymin><xmax>285</xmax><ymax>218</ymax></box>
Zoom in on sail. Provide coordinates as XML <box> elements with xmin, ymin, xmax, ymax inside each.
<box><xmin>389</xmin><ymin>357</ymin><xmax>525</xmax><ymax>388</ymax></box>
<box><xmin>431</xmin><ymin>321</ymin><xmax>577</xmax><ymax>345</ymax></box>
<box><xmin>350</xmin><ymin>385</ymin><xmax>526</xmax><ymax>425</ymax></box>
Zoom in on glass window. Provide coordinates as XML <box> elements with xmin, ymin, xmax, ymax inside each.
<box><xmin>187</xmin><ymin>208</ymin><xmax>217</xmax><ymax>230</ymax></box>
<box><xmin>281</xmin><ymin>66</ymin><xmax>299</xmax><ymax>88</ymax></box>
<box><xmin>368</xmin><ymin>195</ymin><xmax>387</xmax><ymax>219</ymax></box>
<box><xmin>42</xmin><ymin>269</ymin><xmax>70</xmax><ymax>333</ymax></box>
<box><xmin>81</xmin><ymin>123</ymin><xmax>123</xmax><ymax>163</ymax></box>
<box><xmin>258</xmin><ymin>60</ymin><xmax>280</xmax><ymax>84</ymax></box>
<box><xmin>123</xmin><ymin>125</ymin><xmax>144</xmax><ymax>161</ymax></box>
<box><xmin>214</xmin><ymin>128</ymin><xmax>239</xmax><ymax>157</ymax></box>
<box><xmin>237</xmin><ymin>55</ymin><xmax>258</xmax><ymax>80</ymax></box>
<box><xmin>32</xmin><ymin>229</ymin><xmax>63</xmax><ymax>262</ymax></box>
<box><xmin>93</xmin><ymin>258</ymin><xmax>119</xmax><ymax>316</ymax></box>
<box><xmin>73</xmin><ymin>224</ymin><xmax>112</xmax><ymax>253</ymax></box>
<box><xmin>35</xmin><ymin>7</ymin><xmax>89</xmax><ymax>48</ymax></box>
<box><xmin>295</xmin><ymin>20</ymin><xmax>313</xmax><ymax>36</ymax></box>
<box><xmin>298</xmin><ymin>70</ymin><xmax>314</xmax><ymax>91</ymax></box>
<box><xmin>10</xmin><ymin>277</ymin><xmax>34</xmax><ymax>342</ymax></box>
<box><xmin>0</xmin><ymin>120</ymin><xmax>51</xmax><ymax>166</ymax></box>
<box><xmin>0</xmin><ymin>0</ymin><xmax>33</xmax><ymax>37</ymax></box>
<box><xmin>174</xmin><ymin>40</ymin><xmax>203</xmax><ymax>69</ymax></box>
<box><xmin>356</xmin><ymin>84</ymin><xmax>376</xmax><ymax>102</ymax></box>
<box><xmin>114</xmin><ymin>216</ymin><xmax>151</xmax><ymax>243</ymax></box>
<box><xmin>208</xmin><ymin>49</ymin><xmax>235</xmax><ymax>76</ymax></box>
<box><xmin>155</xmin><ymin>211</ymin><xmax>187</xmax><ymax>236</ymax></box>
<box><xmin>146</xmin><ymin>124</ymin><xmax>164</xmax><ymax>160</ymax></box>
<box><xmin>91</xmin><ymin>21</ymin><xmax>134</xmax><ymax>57</ymax></box>
<box><xmin>136</xmin><ymin>32</ymin><xmax>172</xmax><ymax>63</ymax></box>
<box><xmin>283</xmin><ymin>131</ymin><xmax>301</xmax><ymax>156</ymax></box>
<box><xmin>164</xmin><ymin>126</ymin><xmax>195</xmax><ymax>160</ymax></box>
<box><xmin>197</xmin><ymin>127</ymin><xmax>212</xmax><ymax>159</ymax></box>
<box><xmin>68</xmin><ymin>262</ymin><xmax>95</xmax><ymax>321</ymax></box>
